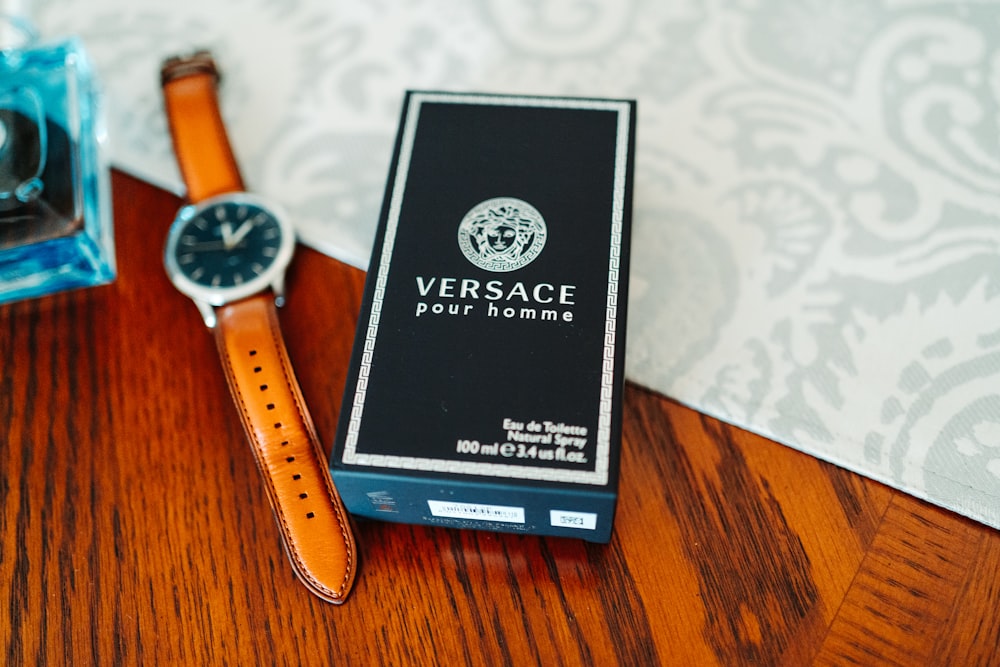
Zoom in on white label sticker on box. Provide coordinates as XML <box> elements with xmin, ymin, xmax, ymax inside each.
<box><xmin>427</xmin><ymin>500</ymin><xmax>525</xmax><ymax>524</ymax></box>
<box><xmin>550</xmin><ymin>510</ymin><xmax>598</xmax><ymax>530</ymax></box>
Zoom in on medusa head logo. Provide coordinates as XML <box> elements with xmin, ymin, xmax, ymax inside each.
<box><xmin>457</xmin><ymin>197</ymin><xmax>547</xmax><ymax>272</ymax></box>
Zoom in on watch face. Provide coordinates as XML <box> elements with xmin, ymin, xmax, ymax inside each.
<box><xmin>164</xmin><ymin>193</ymin><xmax>295</xmax><ymax>305</ymax></box>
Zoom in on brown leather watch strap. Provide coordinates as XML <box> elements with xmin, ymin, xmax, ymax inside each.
<box><xmin>213</xmin><ymin>294</ymin><xmax>357</xmax><ymax>603</ymax></box>
<box><xmin>161</xmin><ymin>52</ymin><xmax>244</xmax><ymax>203</ymax></box>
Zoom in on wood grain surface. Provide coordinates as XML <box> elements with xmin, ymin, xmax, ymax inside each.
<box><xmin>2</xmin><ymin>172</ymin><xmax>998</xmax><ymax>666</ymax></box>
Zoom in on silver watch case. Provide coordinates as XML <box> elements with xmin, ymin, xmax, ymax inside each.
<box><xmin>163</xmin><ymin>192</ymin><xmax>296</xmax><ymax>328</ymax></box>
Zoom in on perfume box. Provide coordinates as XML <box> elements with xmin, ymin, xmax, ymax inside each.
<box><xmin>331</xmin><ymin>91</ymin><xmax>635</xmax><ymax>543</ymax></box>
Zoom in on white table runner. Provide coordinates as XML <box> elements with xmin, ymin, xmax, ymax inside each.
<box><xmin>37</xmin><ymin>0</ymin><xmax>1000</xmax><ymax>529</ymax></box>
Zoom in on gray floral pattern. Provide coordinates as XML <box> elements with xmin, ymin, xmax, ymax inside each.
<box><xmin>36</xmin><ymin>0</ymin><xmax>1000</xmax><ymax>528</ymax></box>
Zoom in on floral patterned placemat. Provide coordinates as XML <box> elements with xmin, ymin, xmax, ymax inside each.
<box><xmin>38</xmin><ymin>0</ymin><xmax>1000</xmax><ymax>529</ymax></box>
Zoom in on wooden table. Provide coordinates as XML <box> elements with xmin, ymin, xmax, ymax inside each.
<box><xmin>2</xmin><ymin>172</ymin><xmax>998</xmax><ymax>666</ymax></box>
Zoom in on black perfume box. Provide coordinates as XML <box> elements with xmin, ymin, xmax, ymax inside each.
<box><xmin>331</xmin><ymin>91</ymin><xmax>636</xmax><ymax>543</ymax></box>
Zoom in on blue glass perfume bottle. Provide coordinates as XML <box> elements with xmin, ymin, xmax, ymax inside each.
<box><xmin>0</xmin><ymin>12</ymin><xmax>115</xmax><ymax>305</ymax></box>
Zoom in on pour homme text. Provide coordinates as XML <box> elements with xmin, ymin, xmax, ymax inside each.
<box><xmin>414</xmin><ymin>276</ymin><xmax>576</xmax><ymax>322</ymax></box>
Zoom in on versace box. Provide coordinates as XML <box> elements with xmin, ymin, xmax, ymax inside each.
<box><xmin>331</xmin><ymin>91</ymin><xmax>635</xmax><ymax>543</ymax></box>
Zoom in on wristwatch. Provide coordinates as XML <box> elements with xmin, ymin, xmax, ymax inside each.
<box><xmin>159</xmin><ymin>51</ymin><xmax>357</xmax><ymax>604</ymax></box>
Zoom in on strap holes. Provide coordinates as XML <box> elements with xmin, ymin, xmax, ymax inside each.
<box><xmin>266</xmin><ymin>403</ymin><xmax>275</xmax><ymax>410</ymax></box>
<box><xmin>286</xmin><ymin>456</ymin><xmax>295</xmax><ymax>463</ymax></box>
<box><xmin>280</xmin><ymin>440</ymin><xmax>289</xmax><ymax>446</ymax></box>
<box><xmin>299</xmin><ymin>493</ymin><xmax>308</xmax><ymax>499</ymax></box>
<box><xmin>253</xmin><ymin>367</ymin><xmax>262</xmax><ymax>373</ymax></box>
<box><xmin>259</xmin><ymin>384</ymin><xmax>268</xmax><ymax>391</ymax></box>
<box><xmin>249</xmin><ymin>350</ymin><xmax>258</xmax><ymax>356</ymax></box>
<box><xmin>306</xmin><ymin>512</ymin><xmax>315</xmax><ymax>519</ymax></box>
<box><xmin>292</xmin><ymin>474</ymin><xmax>301</xmax><ymax>480</ymax></box>
<box><xmin>274</xmin><ymin>422</ymin><xmax>282</xmax><ymax>429</ymax></box>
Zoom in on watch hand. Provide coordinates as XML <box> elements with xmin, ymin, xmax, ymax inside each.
<box><xmin>230</xmin><ymin>220</ymin><xmax>254</xmax><ymax>246</ymax></box>
<box><xmin>185</xmin><ymin>240</ymin><xmax>231</xmax><ymax>252</ymax></box>
<box><xmin>220</xmin><ymin>221</ymin><xmax>235</xmax><ymax>248</ymax></box>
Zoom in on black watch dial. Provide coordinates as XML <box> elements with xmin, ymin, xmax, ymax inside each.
<box><xmin>172</xmin><ymin>199</ymin><xmax>283</xmax><ymax>288</ymax></box>
<box><xmin>164</xmin><ymin>192</ymin><xmax>295</xmax><ymax>307</ymax></box>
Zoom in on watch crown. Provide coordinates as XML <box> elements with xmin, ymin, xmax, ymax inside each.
<box><xmin>160</xmin><ymin>50</ymin><xmax>221</xmax><ymax>86</ymax></box>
